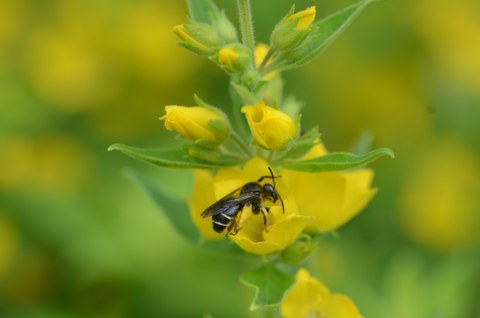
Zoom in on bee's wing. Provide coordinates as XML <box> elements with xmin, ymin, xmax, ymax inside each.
<box><xmin>201</xmin><ymin>189</ymin><xmax>257</xmax><ymax>217</ymax></box>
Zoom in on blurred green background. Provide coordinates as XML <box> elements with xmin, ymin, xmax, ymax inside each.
<box><xmin>1</xmin><ymin>0</ymin><xmax>480</xmax><ymax>317</ymax></box>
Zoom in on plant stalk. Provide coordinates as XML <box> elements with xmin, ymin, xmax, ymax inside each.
<box><xmin>231</xmin><ymin>130</ymin><xmax>254</xmax><ymax>157</ymax></box>
<box><xmin>236</xmin><ymin>0</ymin><xmax>255</xmax><ymax>61</ymax></box>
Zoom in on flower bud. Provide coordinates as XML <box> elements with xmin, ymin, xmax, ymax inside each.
<box><xmin>271</xmin><ymin>6</ymin><xmax>316</xmax><ymax>51</ymax></box>
<box><xmin>213</xmin><ymin>11</ymin><xmax>238</xmax><ymax>44</ymax></box>
<box><xmin>241</xmin><ymin>102</ymin><xmax>297</xmax><ymax>150</ymax></box>
<box><xmin>187</xmin><ymin>144</ymin><xmax>221</xmax><ymax>163</ymax></box>
<box><xmin>161</xmin><ymin>106</ymin><xmax>230</xmax><ymax>146</ymax></box>
<box><xmin>173</xmin><ymin>24</ymin><xmax>222</xmax><ymax>56</ymax></box>
<box><xmin>215</xmin><ymin>44</ymin><xmax>251</xmax><ymax>73</ymax></box>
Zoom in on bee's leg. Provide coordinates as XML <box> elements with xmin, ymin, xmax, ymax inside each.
<box><xmin>225</xmin><ymin>219</ymin><xmax>236</xmax><ymax>237</ymax></box>
<box><xmin>260</xmin><ymin>206</ymin><xmax>269</xmax><ymax>232</ymax></box>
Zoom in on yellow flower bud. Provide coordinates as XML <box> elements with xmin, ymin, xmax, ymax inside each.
<box><xmin>286</xmin><ymin>6</ymin><xmax>316</xmax><ymax>30</ymax></box>
<box><xmin>271</xmin><ymin>6</ymin><xmax>316</xmax><ymax>51</ymax></box>
<box><xmin>173</xmin><ymin>24</ymin><xmax>220</xmax><ymax>56</ymax></box>
<box><xmin>219</xmin><ymin>47</ymin><xmax>239</xmax><ymax>67</ymax></box>
<box><xmin>216</xmin><ymin>44</ymin><xmax>251</xmax><ymax>73</ymax></box>
<box><xmin>241</xmin><ymin>102</ymin><xmax>297</xmax><ymax>150</ymax></box>
<box><xmin>160</xmin><ymin>106</ymin><xmax>229</xmax><ymax>146</ymax></box>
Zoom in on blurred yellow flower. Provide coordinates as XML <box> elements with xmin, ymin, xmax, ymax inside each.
<box><xmin>0</xmin><ymin>136</ymin><xmax>34</xmax><ymax>190</ymax></box>
<box><xmin>287</xmin><ymin>6</ymin><xmax>316</xmax><ymax>30</ymax></box>
<box><xmin>255</xmin><ymin>43</ymin><xmax>276</xmax><ymax>80</ymax></box>
<box><xmin>0</xmin><ymin>213</ymin><xmax>19</xmax><ymax>281</ymax></box>
<box><xmin>400</xmin><ymin>138</ymin><xmax>480</xmax><ymax>252</ymax></box>
<box><xmin>161</xmin><ymin>106</ymin><xmax>230</xmax><ymax>146</ymax></box>
<box><xmin>411</xmin><ymin>0</ymin><xmax>480</xmax><ymax>95</ymax></box>
<box><xmin>281</xmin><ymin>268</ymin><xmax>363</xmax><ymax>318</ymax></box>
<box><xmin>255</xmin><ymin>43</ymin><xmax>270</xmax><ymax>67</ymax></box>
<box><xmin>241</xmin><ymin>102</ymin><xmax>297</xmax><ymax>150</ymax></box>
<box><xmin>189</xmin><ymin>158</ymin><xmax>310</xmax><ymax>254</ymax></box>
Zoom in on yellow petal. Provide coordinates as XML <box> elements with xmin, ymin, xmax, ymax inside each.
<box><xmin>187</xmin><ymin>170</ymin><xmax>223</xmax><ymax>240</ymax></box>
<box><xmin>281</xmin><ymin>268</ymin><xmax>330</xmax><ymax>318</ymax></box>
<box><xmin>218</xmin><ymin>46</ymin><xmax>240</xmax><ymax>68</ymax></box>
<box><xmin>287</xmin><ymin>6</ymin><xmax>316</xmax><ymax>30</ymax></box>
<box><xmin>315</xmin><ymin>294</ymin><xmax>364</xmax><ymax>318</ymax></box>
<box><xmin>162</xmin><ymin>106</ymin><xmax>228</xmax><ymax>144</ymax></box>
<box><xmin>241</xmin><ymin>102</ymin><xmax>296</xmax><ymax>150</ymax></box>
<box><xmin>283</xmin><ymin>168</ymin><xmax>375</xmax><ymax>232</ymax></box>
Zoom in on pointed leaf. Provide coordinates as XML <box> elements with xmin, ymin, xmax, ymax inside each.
<box><xmin>187</xmin><ymin>0</ymin><xmax>220</xmax><ymax>23</ymax></box>
<box><xmin>127</xmin><ymin>170</ymin><xmax>200</xmax><ymax>243</ymax></box>
<box><xmin>108</xmin><ymin>144</ymin><xmax>242</xmax><ymax>169</ymax></box>
<box><xmin>272</xmin><ymin>0</ymin><xmax>373</xmax><ymax>72</ymax></box>
<box><xmin>282</xmin><ymin>147</ymin><xmax>394</xmax><ymax>172</ymax></box>
<box><xmin>240</xmin><ymin>264</ymin><xmax>295</xmax><ymax>311</ymax></box>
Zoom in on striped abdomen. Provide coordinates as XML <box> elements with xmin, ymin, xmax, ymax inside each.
<box><xmin>212</xmin><ymin>204</ymin><xmax>242</xmax><ymax>233</ymax></box>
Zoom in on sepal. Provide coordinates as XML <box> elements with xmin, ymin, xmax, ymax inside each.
<box><xmin>187</xmin><ymin>144</ymin><xmax>222</xmax><ymax>163</ymax></box>
<box><xmin>281</xmin><ymin>234</ymin><xmax>317</xmax><ymax>265</ymax></box>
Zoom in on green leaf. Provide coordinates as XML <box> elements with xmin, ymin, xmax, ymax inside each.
<box><xmin>272</xmin><ymin>0</ymin><xmax>373</xmax><ymax>72</ymax></box>
<box><xmin>187</xmin><ymin>0</ymin><xmax>220</xmax><ymax>23</ymax></box>
<box><xmin>127</xmin><ymin>170</ymin><xmax>200</xmax><ymax>243</ymax></box>
<box><xmin>108</xmin><ymin>144</ymin><xmax>242</xmax><ymax>169</ymax></box>
<box><xmin>240</xmin><ymin>264</ymin><xmax>295</xmax><ymax>311</ymax></box>
<box><xmin>282</xmin><ymin>126</ymin><xmax>320</xmax><ymax>160</ymax></box>
<box><xmin>282</xmin><ymin>147</ymin><xmax>394</xmax><ymax>172</ymax></box>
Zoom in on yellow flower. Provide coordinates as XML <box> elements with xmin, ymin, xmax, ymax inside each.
<box><xmin>400</xmin><ymin>139</ymin><xmax>480</xmax><ymax>252</ymax></box>
<box><xmin>188</xmin><ymin>149</ymin><xmax>374</xmax><ymax>253</ymax></box>
<box><xmin>286</xmin><ymin>6</ymin><xmax>316</xmax><ymax>30</ymax></box>
<box><xmin>161</xmin><ymin>106</ymin><xmax>230</xmax><ymax>146</ymax></box>
<box><xmin>241</xmin><ymin>102</ymin><xmax>297</xmax><ymax>150</ymax></box>
<box><xmin>281</xmin><ymin>268</ymin><xmax>363</xmax><ymax>318</ymax></box>
<box><xmin>284</xmin><ymin>144</ymin><xmax>376</xmax><ymax>232</ymax></box>
<box><xmin>188</xmin><ymin>157</ymin><xmax>310</xmax><ymax>254</ymax></box>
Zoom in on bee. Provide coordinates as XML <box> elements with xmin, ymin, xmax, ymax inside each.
<box><xmin>201</xmin><ymin>167</ymin><xmax>285</xmax><ymax>236</ymax></box>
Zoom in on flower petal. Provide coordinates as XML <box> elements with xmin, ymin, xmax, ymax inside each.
<box><xmin>187</xmin><ymin>170</ymin><xmax>223</xmax><ymax>240</ymax></box>
<box><xmin>283</xmin><ymin>168</ymin><xmax>375</xmax><ymax>232</ymax></box>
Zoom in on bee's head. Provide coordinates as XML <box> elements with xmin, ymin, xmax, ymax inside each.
<box><xmin>262</xmin><ymin>183</ymin><xmax>279</xmax><ymax>202</ymax></box>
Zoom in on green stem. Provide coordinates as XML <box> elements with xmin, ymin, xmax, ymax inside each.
<box><xmin>236</xmin><ymin>0</ymin><xmax>255</xmax><ymax>61</ymax></box>
<box><xmin>231</xmin><ymin>131</ymin><xmax>254</xmax><ymax>157</ymax></box>
<box><xmin>219</xmin><ymin>145</ymin><xmax>248</xmax><ymax>160</ymax></box>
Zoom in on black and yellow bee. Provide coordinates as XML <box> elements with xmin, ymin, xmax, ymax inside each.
<box><xmin>201</xmin><ymin>167</ymin><xmax>285</xmax><ymax>236</ymax></box>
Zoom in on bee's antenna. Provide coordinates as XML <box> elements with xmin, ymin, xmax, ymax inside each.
<box><xmin>257</xmin><ymin>166</ymin><xmax>281</xmax><ymax>183</ymax></box>
<box><xmin>268</xmin><ymin>166</ymin><xmax>276</xmax><ymax>189</ymax></box>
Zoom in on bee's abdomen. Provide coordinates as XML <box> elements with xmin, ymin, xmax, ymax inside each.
<box><xmin>212</xmin><ymin>205</ymin><xmax>241</xmax><ymax>233</ymax></box>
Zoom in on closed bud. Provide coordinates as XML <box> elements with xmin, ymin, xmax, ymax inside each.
<box><xmin>187</xmin><ymin>144</ymin><xmax>221</xmax><ymax>163</ymax></box>
<box><xmin>160</xmin><ymin>105</ymin><xmax>230</xmax><ymax>146</ymax></box>
<box><xmin>271</xmin><ymin>6</ymin><xmax>316</xmax><ymax>51</ymax></box>
<box><xmin>173</xmin><ymin>23</ymin><xmax>222</xmax><ymax>56</ymax></box>
<box><xmin>214</xmin><ymin>11</ymin><xmax>238</xmax><ymax>44</ymax></box>
<box><xmin>214</xmin><ymin>44</ymin><xmax>251</xmax><ymax>73</ymax></box>
<box><xmin>241</xmin><ymin>101</ymin><xmax>297</xmax><ymax>151</ymax></box>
